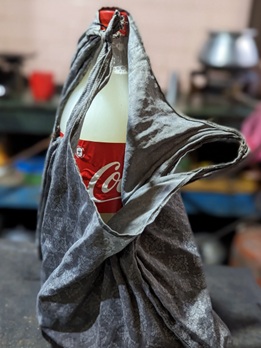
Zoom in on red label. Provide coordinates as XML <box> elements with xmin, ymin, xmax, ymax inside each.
<box><xmin>61</xmin><ymin>133</ymin><xmax>125</xmax><ymax>213</ymax></box>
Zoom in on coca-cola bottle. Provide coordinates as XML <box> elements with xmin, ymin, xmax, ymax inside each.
<box><xmin>60</xmin><ymin>8</ymin><xmax>129</xmax><ymax>223</ymax></box>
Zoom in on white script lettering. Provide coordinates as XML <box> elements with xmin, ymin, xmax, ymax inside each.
<box><xmin>88</xmin><ymin>161</ymin><xmax>122</xmax><ymax>203</ymax></box>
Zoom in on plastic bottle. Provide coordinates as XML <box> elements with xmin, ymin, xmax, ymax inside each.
<box><xmin>60</xmin><ymin>8</ymin><xmax>129</xmax><ymax>223</ymax></box>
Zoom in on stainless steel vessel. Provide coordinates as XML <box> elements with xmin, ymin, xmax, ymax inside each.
<box><xmin>199</xmin><ymin>29</ymin><xmax>259</xmax><ymax>69</ymax></box>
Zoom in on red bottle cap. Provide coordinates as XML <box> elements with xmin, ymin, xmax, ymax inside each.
<box><xmin>99</xmin><ymin>8</ymin><xmax>129</xmax><ymax>36</ymax></box>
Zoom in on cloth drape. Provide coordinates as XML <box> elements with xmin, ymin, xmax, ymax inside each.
<box><xmin>36</xmin><ymin>9</ymin><xmax>248</xmax><ymax>347</ymax></box>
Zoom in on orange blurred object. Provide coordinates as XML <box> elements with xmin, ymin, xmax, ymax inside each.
<box><xmin>229</xmin><ymin>224</ymin><xmax>261</xmax><ymax>287</ymax></box>
<box><xmin>29</xmin><ymin>71</ymin><xmax>54</xmax><ymax>101</ymax></box>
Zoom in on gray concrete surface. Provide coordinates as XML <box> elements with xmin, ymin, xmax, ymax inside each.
<box><xmin>0</xmin><ymin>238</ymin><xmax>49</xmax><ymax>348</ymax></box>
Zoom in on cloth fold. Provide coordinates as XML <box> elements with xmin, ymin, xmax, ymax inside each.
<box><xmin>36</xmin><ymin>9</ymin><xmax>248</xmax><ymax>347</ymax></box>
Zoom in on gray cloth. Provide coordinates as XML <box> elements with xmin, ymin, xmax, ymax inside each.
<box><xmin>36</xmin><ymin>9</ymin><xmax>249</xmax><ymax>347</ymax></box>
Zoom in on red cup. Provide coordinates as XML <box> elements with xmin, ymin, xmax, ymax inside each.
<box><xmin>29</xmin><ymin>71</ymin><xmax>54</xmax><ymax>101</ymax></box>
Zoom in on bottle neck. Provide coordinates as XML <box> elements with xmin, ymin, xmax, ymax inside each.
<box><xmin>99</xmin><ymin>8</ymin><xmax>129</xmax><ymax>73</ymax></box>
<box><xmin>111</xmin><ymin>35</ymin><xmax>128</xmax><ymax>72</ymax></box>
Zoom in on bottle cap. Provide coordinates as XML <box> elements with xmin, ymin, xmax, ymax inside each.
<box><xmin>99</xmin><ymin>8</ymin><xmax>129</xmax><ymax>36</ymax></box>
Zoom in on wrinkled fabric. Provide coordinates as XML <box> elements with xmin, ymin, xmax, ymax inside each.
<box><xmin>36</xmin><ymin>9</ymin><xmax>249</xmax><ymax>348</ymax></box>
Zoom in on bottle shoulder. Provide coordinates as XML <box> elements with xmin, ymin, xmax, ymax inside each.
<box><xmin>60</xmin><ymin>70</ymin><xmax>128</xmax><ymax>142</ymax></box>
<box><xmin>81</xmin><ymin>70</ymin><xmax>128</xmax><ymax>142</ymax></box>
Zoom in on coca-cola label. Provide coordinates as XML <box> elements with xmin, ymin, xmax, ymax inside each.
<box><xmin>74</xmin><ymin>139</ymin><xmax>125</xmax><ymax>213</ymax></box>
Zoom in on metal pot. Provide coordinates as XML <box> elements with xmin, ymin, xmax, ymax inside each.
<box><xmin>199</xmin><ymin>29</ymin><xmax>259</xmax><ymax>69</ymax></box>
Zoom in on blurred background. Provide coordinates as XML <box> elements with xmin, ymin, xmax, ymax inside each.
<box><xmin>1</xmin><ymin>0</ymin><xmax>261</xmax><ymax>283</ymax></box>
<box><xmin>0</xmin><ymin>0</ymin><xmax>254</xmax><ymax>92</ymax></box>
